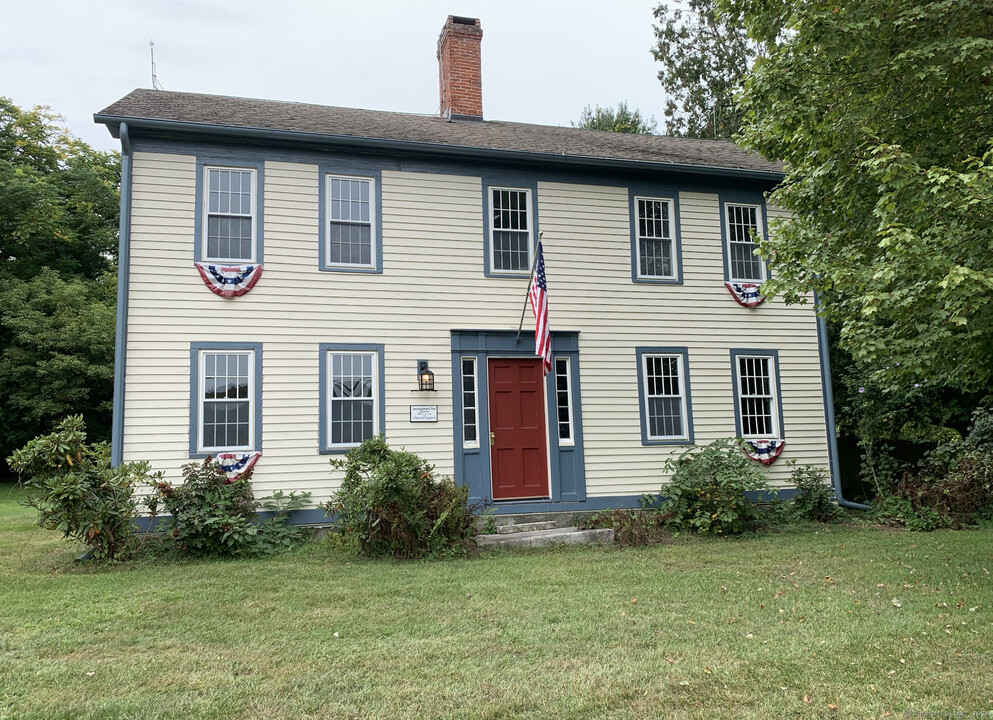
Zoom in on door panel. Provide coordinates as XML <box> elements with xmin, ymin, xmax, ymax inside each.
<box><xmin>488</xmin><ymin>358</ymin><xmax>549</xmax><ymax>500</ymax></box>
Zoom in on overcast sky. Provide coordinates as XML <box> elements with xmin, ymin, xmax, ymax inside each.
<box><xmin>2</xmin><ymin>0</ymin><xmax>668</xmax><ymax>153</ymax></box>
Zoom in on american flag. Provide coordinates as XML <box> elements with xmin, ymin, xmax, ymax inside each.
<box><xmin>529</xmin><ymin>242</ymin><xmax>552</xmax><ymax>375</ymax></box>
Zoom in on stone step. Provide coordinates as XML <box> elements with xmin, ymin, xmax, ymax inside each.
<box><xmin>477</xmin><ymin>526</ymin><xmax>614</xmax><ymax>550</ymax></box>
<box><xmin>496</xmin><ymin>521</ymin><xmax>558</xmax><ymax>534</ymax></box>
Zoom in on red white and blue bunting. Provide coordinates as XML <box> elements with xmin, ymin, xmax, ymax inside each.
<box><xmin>195</xmin><ymin>262</ymin><xmax>263</xmax><ymax>298</ymax></box>
<box><xmin>216</xmin><ymin>452</ymin><xmax>261</xmax><ymax>482</ymax></box>
<box><xmin>724</xmin><ymin>281</ymin><xmax>765</xmax><ymax>308</ymax></box>
<box><xmin>741</xmin><ymin>439</ymin><xmax>785</xmax><ymax>465</ymax></box>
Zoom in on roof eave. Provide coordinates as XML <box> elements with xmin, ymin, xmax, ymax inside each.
<box><xmin>92</xmin><ymin>114</ymin><xmax>784</xmax><ymax>182</ymax></box>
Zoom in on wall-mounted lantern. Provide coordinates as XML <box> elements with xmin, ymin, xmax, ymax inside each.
<box><xmin>417</xmin><ymin>359</ymin><xmax>435</xmax><ymax>391</ymax></box>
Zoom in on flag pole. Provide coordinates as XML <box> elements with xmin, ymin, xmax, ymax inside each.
<box><xmin>516</xmin><ymin>231</ymin><xmax>543</xmax><ymax>345</ymax></box>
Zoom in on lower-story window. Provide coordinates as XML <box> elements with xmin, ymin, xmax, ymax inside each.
<box><xmin>731</xmin><ymin>350</ymin><xmax>782</xmax><ymax>438</ymax></box>
<box><xmin>320</xmin><ymin>344</ymin><xmax>384</xmax><ymax>453</ymax></box>
<box><xmin>554</xmin><ymin>357</ymin><xmax>574</xmax><ymax>444</ymax></box>
<box><xmin>461</xmin><ymin>356</ymin><xmax>479</xmax><ymax>449</ymax></box>
<box><xmin>636</xmin><ymin>346</ymin><xmax>693</xmax><ymax>445</ymax></box>
<box><xmin>190</xmin><ymin>342</ymin><xmax>262</xmax><ymax>456</ymax></box>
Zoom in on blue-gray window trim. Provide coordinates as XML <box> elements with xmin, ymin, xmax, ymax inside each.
<box><xmin>482</xmin><ymin>176</ymin><xmax>540</xmax><ymax>279</ymax></box>
<box><xmin>189</xmin><ymin>341</ymin><xmax>263</xmax><ymax>458</ymax></box>
<box><xmin>193</xmin><ymin>156</ymin><xmax>265</xmax><ymax>264</ymax></box>
<box><xmin>635</xmin><ymin>346</ymin><xmax>695</xmax><ymax>446</ymax></box>
<box><xmin>318</xmin><ymin>163</ymin><xmax>384</xmax><ymax>274</ymax></box>
<box><xmin>318</xmin><ymin>343</ymin><xmax>386</xmax><ymax>454</ymax></box>
<box><xmin>729</xmin><ymin>348</ymin><xmax>785</xmax><ymax>439</ymax></box>
<box><xmin>719</xmin><ymin>190</ymin><xmax>770</xmax><ymax>284</ymax></box>
<box><xmin>628</xmin><ymin>184</ymin><xmax>683</xmax><ymax>285</ymax></box>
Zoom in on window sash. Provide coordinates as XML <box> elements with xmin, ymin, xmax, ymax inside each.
<box><xmin>199</xmin><ymin>350</ymin><xmax>254</xmax><ymax>452</ymax></box>
<box><xmin>725</xmin><ymin>203</ymin><xmax>765</xmax><ymax>282</ymax></box>
<box><xmin>203</xmin><ymin>166</ymin><xmax>256</xmax><ymax>263</ymax></box>
<box><xmin>643</xmin><ymin>354</ymin><xmax>688</xmax><ymax>440</ymax></box>
<box><xmin>736</xmin><ymin>355</ymin><xmax>778</xmax><ymax>438</ymax></box>
<box><xmin>461</xmin><ymin>356</ymin><xmax>479</xmax><ymax>449</ymax></box>
<box><xmin>636</xmin><ymin>196</ymin><xmax>675</xmax><ymax>279</ymax></box>
<box><xmin>327</xmin><ymin>351</ymin><xmax>379</xmax><ymax>449</ymax></box>
<box><xmin>489</xmin><ymin>187</ymin><xmax>533</xmax><ymax>274</ymax></box>
<box><xmin>327</xmin><ymin>174</ymin><xmax>376</xmax><ymax>268</ymax></box>
<box><xmin>554</xmin><ymin>357</ymin><xmax>574</xmax><ymax>444</ymax></box>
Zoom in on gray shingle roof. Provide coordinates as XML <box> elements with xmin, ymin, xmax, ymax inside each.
<box><xmin>96</xmin><ymin>89</ymin><xmax>781</xmax><ymax>176</ymax></box>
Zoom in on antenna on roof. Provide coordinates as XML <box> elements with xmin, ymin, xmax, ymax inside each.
<box><xmin>150</xmin><ymin>40</ymin><xmax>164</xmax><ymax>90</ymax></box>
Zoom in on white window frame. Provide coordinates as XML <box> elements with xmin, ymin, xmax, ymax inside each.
<box><xmin>326</xmin><ymin>350</ymin><xmax>380</xmax><ymax>451</ymax></box>
<box><xmin>634</xmin><ymin>195</ymin><xmax>676</xmax><ymax>280</ymax></box>
<box><xmin>554</xmin><ymin>356</ymin><xmax>575</xmax><ymax>446</ymax></box>
<box><xmin>642</xmin><ymin>353</ymin><xmax>690</xmax><ymax>442</ymax></box>
<box><xmin>724</xmin><ymin>202</ymin><xmax>766</xmax><ymax>283</ymax></box>
<box><xmin>202</xmin><ymin>165</ymin><xmax>257</xmax><ymax>264</ymax></box>
<box><xmin>325</xmin><ymin>173</ymin><xmax>377</xmax><ymax>270</ymax></box>
<box><xmin>197</xmin><ymin>349</ymin><xmax>255</xmax><ymax>453</ymax></box>
<box><xmin>735</xmin><ymin>354</ymin><xmax>780</xmax><ymax>439</ymax></box>
<box><xmin>488</xmin><ymin>186</ymin><xmax>534</xmax><ymax>275</ymax></box>
<box><xmin>461</xmin><ymin>356</ymin><xmax>480</xmax><ymax>450</ymax></box>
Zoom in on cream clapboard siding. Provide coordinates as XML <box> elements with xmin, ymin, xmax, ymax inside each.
<box><xmin>122</xmin><ymin>152</ymin><xmax>829</xmax><ymax>503</ymax></box>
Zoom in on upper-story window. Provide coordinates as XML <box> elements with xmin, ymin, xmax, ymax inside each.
<box><xmin>635</xmin><ymin>196</ymin><xmax>676</xmax><ymax>280</ymax></box>
<box><xmin>489</xmin><ymin>186</ymin><xmax>533</xmax><ymax>275</ymax></box>
<box><xmin>204</xmin><ymin>166</ymin><xmax>257</xmax><ymax>263</ymax></box>
<box><xmin>327</xmin><ymin>175</ymin><xmax>376</xmax><ymax>269</ymax></box>
<box><xmin>725</xmin><ymin>203</ymin><xmax>765</xmax><ymax>282</ymax></box>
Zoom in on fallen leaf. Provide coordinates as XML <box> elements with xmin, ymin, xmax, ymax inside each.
<box><xmin>679</xmin><ymin>680</ymin><xmax>690</xmax><ymax>686</ymax></box>
<box><xmin>892</xmin><ymin>599</ymin><xmax>902</xmax><ymax>608</ymax></box>
<box><xmin>85</xmin><ymin>672</ymin><xmax>95</xmax><ymax>677</ymax></box>
<box><xmin>828</xmin><ymin>703</ymin><xmax>838</xmax><ymax>710</ymax></box>
<box><xmin>688</xmin><ymin>620</ymin><xmax>695</xmax><ymax>624</ymax></box>
<box><xmin>704</xmin><ymin>666</ymin><xmax>712</xmax><ymax>674</ymax></box>
<box><xmin>804</xmin><ymin>695</ymin><xmax>811</xmax><ymax>703</ymax></box>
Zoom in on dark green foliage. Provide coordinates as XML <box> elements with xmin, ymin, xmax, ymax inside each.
<box><xmin>146</xmin><ymin>458</ymin><xmax>311</xmax><ymax>556</ymax></box>
<box><xmin>661</xmin><ymin>438</ymin><xmax>772</xmax><ymax>535</ymax></box>
<box><xmin>322</xmin><ymin>436</ymin><xmax>477</xmax><ymax>559</ymax></box>
<box><xmin>573</xmin><ymin>101</ymin><xmax>657</xmax><ymax>134</ymax></box>
<box><xmin>7</xmin><ymin>416</ymin><xmax>157</xmax><ymax>560</ymax></box>
<box><xmin>786</xmin><ymin>460</ymin><xmax>840</xmax><ymax>523</ymax></box>
<box><xmin>579</xmin><ymin>509</ymin><xmax>673</xmax><ymax>547</ymax></box>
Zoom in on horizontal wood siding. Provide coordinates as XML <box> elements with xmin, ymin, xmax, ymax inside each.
<box><xmin>123</xmin><ymin>153</ymin><xmax>828</xmax><ymax>504</ymax></box>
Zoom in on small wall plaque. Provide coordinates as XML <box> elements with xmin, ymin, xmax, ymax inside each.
<box><xmin>410</xmin><ymin>405</ymin><xmax>438</xmax><ymax>423</ymax></box>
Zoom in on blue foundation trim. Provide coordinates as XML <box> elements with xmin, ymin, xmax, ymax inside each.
<box><xmin>188</xmin><ymin>342</ymin><xmax>263</xmax><ymax>458</ymax></box>
<box><xmin>635</xmin><ymin>346</ymin><xmax>695</xmax><ymax>446</ymax></box>
<box><xmin>628</xmin><ymin>183</ymin><xmax>684</xmax><ymax>285</ymax></box>
<box><xmin>193</xmin><ymin>156</ymin><xmax>265</xmax><ymax>264</ymax></box>
<box><xmin>729</xmin><ymin>348</ymin><xmax>786</xmax><ymax>440</ymax></box>
<box><xmin>317</xmin><ymin>343</ymin><xmax>386</xmax><ymax>454</ymax></box>
<box><xmin>111</xmin><ymin>123</ymin><xmax>132</xmax><ymax>467</ymax></box>
<box><xmin>317</xmin><ymin>163</ymin><xmax>384</xmax><ymax>274</ymax></box>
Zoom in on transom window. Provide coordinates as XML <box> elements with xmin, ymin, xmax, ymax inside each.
<box><xmin>636</xmin><ymin>196</ymin><xmax>675</xmax><ymax>279</ymax></box>
<box><xmin>199</xmin><ymin>350</ymin><xmax>254</xmax><ymax>451</ymax></box>
<box><xmin>725</xmin><ymin>203</ymin><xmax>765</xmax><ymax>282</ymax></box>
<box><xmin>204</xmin><ymin>167</ymin><xmax>256</xmax><ymax>262</ymax></box>
<box><xmin>554</xmin><ymin>357</ymin><xmax>574</xmax><ymax>444</ymax></box>
<box><xmin>736</xmin><ymin>355</ymin><xmax>778</xmax><ymax>437</ymax></box>
<box><xmin>643</xmin><ymin>354</ymin><xmax>689</xmax><ymax>440</ymax></box>
<box><xmin>327</xmin><ymin>351</ymin><xmax>379</xmax><ymax>449</ymax></box>
<box><xmin>490</xmin><ymin>187</ymin><xmax>533</xmax><ymax>273</ymax></box>
<box><xmin>461</xmin><ymin>357</ymin><xmax>479</xmax><ymax>449</ymax></box>
<box><xmin>327</xmin><ymin>175</ymin><xmax>375</xmax><ymax>268</ymax></box>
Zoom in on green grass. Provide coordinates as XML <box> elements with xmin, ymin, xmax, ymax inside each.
<box><xmin>1</xmin><ymin>482</ymin><xmax>991</xmax><ymax>719</ymax></box>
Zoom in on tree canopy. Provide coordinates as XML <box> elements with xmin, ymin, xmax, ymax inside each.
<box><xmin>651</xmin><ymin>0</ymin><xmax>760</xmax><ymax>139</ymax></box>
<box><xmin>727</xmin><ymin>0</ymin><xmax>993</xmax><ymax>394</ymax></box>
<box><xmin>574</xmin><ymin>101</ymin><xmax>657</xmax><ymax>134</ymax></box>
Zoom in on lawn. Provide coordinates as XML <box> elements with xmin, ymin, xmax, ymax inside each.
<box><xmin>1</xmin><ymin>482</ymin><xmax>991</xmax><ymax>720</ymax></box>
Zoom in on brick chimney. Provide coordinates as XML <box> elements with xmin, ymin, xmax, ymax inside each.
<box><xmin>437</xmin><ymin>16</ymin><xmax>483</xmax><ymax>120</ymax></box>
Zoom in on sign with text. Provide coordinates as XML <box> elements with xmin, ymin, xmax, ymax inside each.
<box><xmin>409</xmin><ymin>405</ymin><xmax>438</xmax><ymax>423</ymax></box>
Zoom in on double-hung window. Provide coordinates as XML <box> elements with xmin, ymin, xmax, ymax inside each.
<box><xmin>320</xmin><ymin>345</ymin><xmax>384</xmax><ymax>452</ymax></box>
<box><xmin>635</xmin><ymin>196</ymin><xmax>676</xmax><ymax>280</ymax></box>
<box><xmin>203</xmin><ymin>166</ymin><xmax>257</xmax><ymax>263</ymax></box>
<box><xmin>326</xmin><ymin>174</ymin><xmax>375</xmax><ymax>269</ymax></box>
<box><xmin>731</xmin><ymin>351</ymin><xmax>782</xmax><ymax>438</ymax></box>
<box><xmin>190</xmin><ymin>343</ymin><xmax>262</xmax><ymax>456</ymax></box>
<box><xmin>637</xmin><ymin>347</ymin><xmax>693</xmax><ymax>445</ymax></box>
<box><xmin>488</xmin><ymin>186</ymin><xmax>533</xmax><ymax>274</ymax></box>
<box><xmin>725</xmin><ymin>203</ymin><xmax>765</xmax><ymax>283</ymax></box>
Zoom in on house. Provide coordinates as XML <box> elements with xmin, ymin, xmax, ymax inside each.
<box><xmin>94</xmin><ymin>16</ymin><xmax>840</xmax><ymax>522</ymax></box>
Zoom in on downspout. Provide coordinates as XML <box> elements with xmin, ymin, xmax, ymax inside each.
<box><xmin>815</xmin><ymin>304</ymin><xmax>870</xmax><ymax>510</ymax></box>
<box><xmin>110</xmin><ymin>122</ymin><xmax>132</xmax><ymax>467</ymax></box>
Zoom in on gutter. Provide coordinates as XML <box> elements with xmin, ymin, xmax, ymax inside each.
<box><xmin>92</xmin><ymin>115</ymin><xmax>785</xmax><ymax>184</ymax></box>
<box><xmin>110</xmin><ymin>122</ymin><xmax>132</xmax><ymax>467</ymax></box>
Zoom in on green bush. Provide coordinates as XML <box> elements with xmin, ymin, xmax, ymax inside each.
<box><xmin>6</xmin><ymin>415</ymin><xmax>159</xmax><ymax>560</ymax></box>
<box><xmin>661</xmin><ymin>438</ymin><xmax>772</xmax><ymax>535</ymax></box>
<box><xmin>786</xmin><ymin>460</ymin><xmax>840</xmax><ymax>522</ymax></box>
<box><xmin>146</xmin><ymin>458</ymin><xmax>310</xmax><ymax>556</ymax></box>
<box><xmin>579</xmin><ymin>508</ymin><xmax>673</xmax><ymax>546</ymax></box>
<box><xmin>322</xmin><ymin>436</ymin><xmax>477</xmax><ymax>559</ymax></box>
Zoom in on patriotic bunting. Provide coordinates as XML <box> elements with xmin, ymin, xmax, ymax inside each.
<box><xmin>529</xmin><ymin>242</ymin><xmax>552</xmax><ymax>375</ymax></box>
<box><xmin>195</xmin><ymin>262</ymin><xmax>263</xmax><ymax>298</ymax></box>
<box><xmin>724</xmin><ymin>281</ymin><xmax>765</xmax><ymax>308</ymax></box>
<box><xmin>741</xmin><ymin>439</ymin><xmax>785</xmax><ymax>465</ymax></box>
<box><xmin>216</xmin><ymin>452</ymin><xmax>261</xmax><ymax>483</ymax></box>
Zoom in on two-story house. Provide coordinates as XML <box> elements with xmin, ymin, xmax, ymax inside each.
<box><xmin>95</xmin><ymin>16</ymin><xmax>839</xmax><ymax>521</ymax></box>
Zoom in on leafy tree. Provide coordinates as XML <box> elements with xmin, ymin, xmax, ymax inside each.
<box><xmin>574</xmin><ymin>101</ymin><xmax>657</xmax><ymax>134</ymax></box>
<box><xmin>651</xmin><ymin>0</ymin><xmax>761</xmax><ymax>139</ymax></box>
<box><xmin>0</xmin><ymin>99</ymin><xmax>119</xmax><ymax>464</ymax></box>
<box><xmin>725</xmin><ymin>0</ymin><xmax>993</xmax><ymax>396</ymax></box>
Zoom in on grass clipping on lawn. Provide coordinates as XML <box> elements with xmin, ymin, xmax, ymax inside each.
<box><xmin>0</xmin><ymin>482</ymin><xmax>991</xmax><ymax>719</ymax></box>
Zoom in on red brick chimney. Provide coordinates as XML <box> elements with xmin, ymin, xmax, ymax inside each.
<box><xmin>437</xmin><ymin>16</ymin><xmax>483</xmax><ymax>120</ymax></box>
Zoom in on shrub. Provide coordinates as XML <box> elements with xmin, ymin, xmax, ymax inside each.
<box><xmin>322</xmin><ymin>436</ymin><xmax>477</xmax><ymax>559</ymax></box>
<box><xmin>661</xmin><ymin>438</ymin><xmax>772</xmax><ymax>535</ymax></box>
<box><xmin>7</xmin><ymin>415</ymin><xmax>159</xmax><ymax>560</ymax></box>
<box><xmin>786</xmin><ymin>460</ymin><xmax>840</xmax><ymax>522</ymax></box>
<box><xmin>579</xmin><ymin>508</ymin><xmax>673</xmax><ymax>546</ymax></box>
<box><xmin>146</xmin><ymin>458</ymin><xmax>311</xmax><ymax>556</ymax></box>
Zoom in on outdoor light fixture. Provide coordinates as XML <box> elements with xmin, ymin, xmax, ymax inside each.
<box><xmin>417</xmin><ymin>360</ymin><xmax>435</xmax><ymax>391</ymax></box>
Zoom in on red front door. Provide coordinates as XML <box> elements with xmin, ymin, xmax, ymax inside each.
<box><xmin>488</xmin><ymin>358</ymin><xmax>549</xmax><ymax>500</ymax></box>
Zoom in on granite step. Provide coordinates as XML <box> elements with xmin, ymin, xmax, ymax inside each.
<box><xmin>477</xmin><ymin>526</ymin><xmax>614</xmax><ymax>549</ymax></box>
<box><xmin>496</xmin><ymin>521</ymin><xmax>558</xmax><ymax>534</ymax></box>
